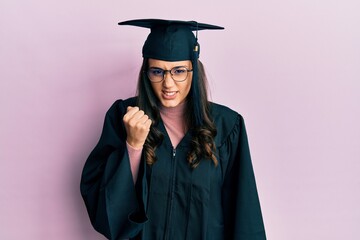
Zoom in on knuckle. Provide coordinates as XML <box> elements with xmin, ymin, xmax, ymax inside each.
<box><xmin>128</xmin><ymin>120</ymin><xmax>136</xmax><ymax>128</ymax></box>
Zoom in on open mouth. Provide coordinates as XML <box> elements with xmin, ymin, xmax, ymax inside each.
<box><xmin>163</xmin><ymin>91</ymin><xmax>177</xmax><ymax>97</ymax></box>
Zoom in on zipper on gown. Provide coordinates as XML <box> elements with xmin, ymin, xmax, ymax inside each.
<box><xmin>164</xmin><ymin>147</ymin><xmax>177</xmax><ymax>239</ymax></box>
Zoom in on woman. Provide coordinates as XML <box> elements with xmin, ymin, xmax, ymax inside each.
<box><xmin>80</xmin><ymin>19</ymin><xmax>266</xmax><ymax>240</ymax></box>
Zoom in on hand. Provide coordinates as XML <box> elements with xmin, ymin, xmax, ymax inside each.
<box><xmin>123</xmin><ymin>106</ymin><xmax>152</xmax><ymax>149</ymax></box>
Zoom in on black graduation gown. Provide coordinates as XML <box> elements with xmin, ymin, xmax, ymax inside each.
<box><xmin>80</xmin><ymin>97</ymin><xmax>266</xmax><ymax>240</ymax></box>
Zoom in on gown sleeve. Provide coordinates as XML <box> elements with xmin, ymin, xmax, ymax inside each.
<box><xmin>221</xmin><ymin>115</ymin><xmax>266</xmax><ymax>239</ymax></box>
<box><xmin>80</xmin><ymin>99</ymin><xmax>148</xmax><ymax>240</ymax></box>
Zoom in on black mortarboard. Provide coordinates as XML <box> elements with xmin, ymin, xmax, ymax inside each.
<box><xmin>118</xmin><ymin>19</ymin><xmax>224</xmax><ymax>61</ymax></box>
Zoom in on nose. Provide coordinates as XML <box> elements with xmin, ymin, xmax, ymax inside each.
<box><xmin>162</xmin><ymin>71</ymin><xmax>175</xmax><ymax>87</ymax></box>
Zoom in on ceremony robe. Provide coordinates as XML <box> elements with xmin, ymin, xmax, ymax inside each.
<box><xmin>80</xmin><ymin>97</ymin><xmax>266</xmax><ymax>240</ymax></box>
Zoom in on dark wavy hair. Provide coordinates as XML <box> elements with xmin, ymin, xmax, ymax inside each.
<box><xmin>136</xmin><ymin>58</ymin><xmax>217</xmax><ymax>168</ymax></box>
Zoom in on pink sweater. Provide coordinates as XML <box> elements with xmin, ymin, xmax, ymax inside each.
<box><xmin>127</xmin><ymin>102</ymin><xmax>187</xmax><ymax>183</ymax></box>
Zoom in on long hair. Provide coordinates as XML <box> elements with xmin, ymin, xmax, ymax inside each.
<box><xmin>136</xmin><ymin>58</ymin><xmax>217</xmax><ymax>168</ymax></box>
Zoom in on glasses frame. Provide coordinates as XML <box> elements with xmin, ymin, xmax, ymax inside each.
<box><xmin>145</xmin><ymin>66</ymin><xmax>193</xmax><ymax>83</ymax></box>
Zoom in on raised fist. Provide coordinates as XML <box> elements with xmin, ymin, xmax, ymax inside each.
<box><xmin>123</xmin><ymin>106</ymin><xmax>152</xmax><ymax>149</ymax></box>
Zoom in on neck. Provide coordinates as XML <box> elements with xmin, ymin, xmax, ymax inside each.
<box><xmin>159</xmin><ymin>101</ymin><xmax>186</xmax><ymax>117</ymax></box>
<box><xmin>159</xmin><ymin>101</ymin><xmax>187</xmax><ymax>147</ymax></box>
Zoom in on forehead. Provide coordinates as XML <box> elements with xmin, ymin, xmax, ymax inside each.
<box><xmin>148</xmin><ymin>59</ymin><xmax>192</xmax><ymax>68</ymax></box>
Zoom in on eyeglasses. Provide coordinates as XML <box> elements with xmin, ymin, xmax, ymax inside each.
<box><xmin>146</xmin><ymin>66</ymin><xmax>193</xmax><ymax>83</ymax></box>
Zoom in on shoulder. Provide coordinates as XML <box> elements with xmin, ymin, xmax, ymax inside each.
<box><xmin>106</xmin><ymin>97</ymin><xmax>138</xmax><ymax>115</ymax></box>
<box><xmin>209</xmin><ymin>102</ymin><xmax>244</xmax><ymax>127</ymax></box>
<box><xmin>102</xmin><ymin>97</ymin><xmax>138</xmax><ymax>129</ymax></box>
<box><xmin>209</xmin><ymin>102</ymin><xmax>244</xmax><ymax>146</ymax></box>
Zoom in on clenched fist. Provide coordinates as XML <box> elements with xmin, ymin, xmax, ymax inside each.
<box><xmin>123</xmin><ymin>106</ymin><xmax>152</xmax><ymax>149</ymax></box>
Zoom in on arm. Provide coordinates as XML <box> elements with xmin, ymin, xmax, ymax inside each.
<box><xmin>126</xmin><ymin>142</ymin><xmax>143</xmax><ymax>184</ymax></box>
<box><xmin>222</xmin><ymin>115</ymin><xmax>266</xmax><ymax>239</ymax></box>
<box><xmin>80</xmin><ymin>100</ymin><xmax>148</xmax><ymax>240</ymax></box>
<box><xmin>123</xmin><ymin>105</ymin><xmax>151</xmax><ymax>185</ymax></box>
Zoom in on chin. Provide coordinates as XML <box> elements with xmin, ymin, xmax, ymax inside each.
<box><xmin>161</xmin><ymin>100</ymin><xmax>180</xmax><ymax>108</ymax></box>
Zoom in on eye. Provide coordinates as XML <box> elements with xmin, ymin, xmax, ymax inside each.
<box><xmin>148</xmin><ymin>68</ymin><xmax>164</xmax><ymax>76</ymax></box>
<box><xmin>172</xmin><ymin>67</ymin><xmax>187</xmax><ymax>75</ymax></box>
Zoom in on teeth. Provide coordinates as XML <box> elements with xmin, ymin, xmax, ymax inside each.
<box><xmin>164</xmin><ymin>91</ymin><xmax>176</xmax><ymax>96</ymax></box>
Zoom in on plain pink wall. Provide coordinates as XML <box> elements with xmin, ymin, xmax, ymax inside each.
<box><xmin>1</xmin><ymin>0</ymin><xmax>359</xmax><ymax>239</ymax></box>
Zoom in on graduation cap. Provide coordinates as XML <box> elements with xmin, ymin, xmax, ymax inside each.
<box><xmin>118</xmin><ymin>19</ymin><xmax>224</xmax><ymax>61</ymax></box>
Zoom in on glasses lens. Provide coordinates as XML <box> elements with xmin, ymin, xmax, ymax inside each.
<box><xmin>171</xmin><ymin>67</ymin><xmax>188</xmax><ymax>82</ymax></box>
<box><xmin>147</xmin><ymin>68</ymin><xmax>164</xmax><ymax>82</ymax></box>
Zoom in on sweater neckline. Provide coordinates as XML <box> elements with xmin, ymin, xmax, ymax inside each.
<box><xmin>159</xmin><ymin>101</ymin><xmax>186</xmax><ymax>118</ymax></box>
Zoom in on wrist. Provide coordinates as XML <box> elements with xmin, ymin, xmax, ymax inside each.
<box><xmin>126</xmin><ymin>139</ymin><xmax>144</xmax><ymax>150</ymax></box>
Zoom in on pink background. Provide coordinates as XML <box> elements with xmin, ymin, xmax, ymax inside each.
<box><xmin>1</xmin><ymin>1</ymin><xmax>359</xmax><ymax>239</ymax></box>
